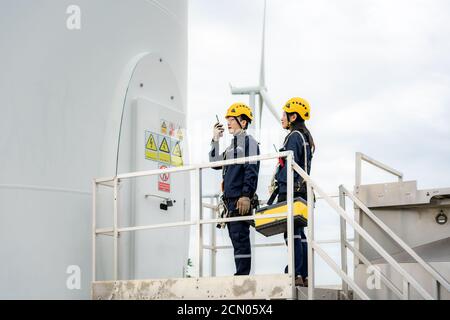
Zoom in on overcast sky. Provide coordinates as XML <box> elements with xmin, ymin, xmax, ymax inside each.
<box><xmin>186</xmin><ymin>0</ymin><xmax>450</xmax><ymax>284</ymax></box>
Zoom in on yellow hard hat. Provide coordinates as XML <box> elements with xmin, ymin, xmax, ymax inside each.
<box><xmin>225</xmin><ymin>103</ymin><xmax>254</xmax><ymax>121</ymax></box>
<box><xmin>282</xmin><ymin>97</ymin><xmax>311</xmax><ymax>120</ymax></box>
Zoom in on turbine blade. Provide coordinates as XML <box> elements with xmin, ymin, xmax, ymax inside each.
<box><xmin>260</xmin><ymin>89</ymin><xmax>280</xmax><ymax>121</ymax></box>
<box><xmin>259</xmin><ymin>0</ymin><xmax>267</xmax><ymax>88</ymax></box>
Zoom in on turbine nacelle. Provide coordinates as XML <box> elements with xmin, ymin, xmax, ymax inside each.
<box><xmin>229</xmin><ymin>84</ymin><xmax>266</xmax><ymax>95</ymax></box>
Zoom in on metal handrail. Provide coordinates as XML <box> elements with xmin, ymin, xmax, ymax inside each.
<box><xmin>93</xmin><ymin>151</ymin><xmax>299</xmax><ymax>299</ymax></box>
<box><xmin>92</xmin><ymin>150</ymin><xmax>440</xmax><ymax>300</ymax></box>
<box><xmin>95</xmin><ymin>152</ymin><xmax>292</xmax><ymax>183</ymax></box>
<box><xmin>292</xmin><ymin>162</ymin><xmax>435</xmax><ymax>300</ymax></box>
<box><xmin>353</xmin><ymin>152</ymin><xmax>449</xmax><ymax>299</ymax></box>
<box><xmin>201</xmin><ymin>198</ymin><xmax>354</xmax><ymax>251</ymax></box>
<box><xmin>355</xmin><ymin>152</ymin><xmax>403</xmax><ymax>187</ymax></box>
<box><xmin>342</xmin><ymin>185</ymin><xmax>450</xmax><ymax>294</ymax></box>
<box><xmin>345</xmin><ymin>240</ymin><xmax>403</xmax><ymax>298</ymax></box>
<box><xmin>291</xmin><ymin>162</ymin><xmax>370</xmax><ymax>300</ymax></box>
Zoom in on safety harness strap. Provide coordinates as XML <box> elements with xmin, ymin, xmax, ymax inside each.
<box><xmin>267</xmin><ymin>130</ymin><xmax>310</xmax><ymax>203</ymax></box>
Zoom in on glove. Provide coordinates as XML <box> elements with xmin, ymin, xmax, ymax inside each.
<box><xmin>236</xmin><ymin>196</ymin><xmax>251</xmax><ymax>216</ymax></box>
<box><xmin>213</xmin><ymin>123</ymin><xmax>224</xmax><ymax>142</ymax></box>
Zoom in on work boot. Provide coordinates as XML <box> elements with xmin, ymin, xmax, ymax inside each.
<box><xmin>295</xmin><ymin>276</ymin><xmax>304</xmax><ymax>287</ymax></box>
<box><xmin>302</xmin><ymin>277</ymin><xmax>308</xmax><ymax>287</ymax></box>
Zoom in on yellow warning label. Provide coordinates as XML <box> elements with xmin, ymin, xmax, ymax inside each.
<box><xmin>145</xmin><ymin>132</ymin><xmax>158</xmax><ymax>161</ymax></box>
<box><xmin>159</xmin><ymin>137</ymin><xmax>170</xmax><ymax>153</ymax></box>
<box><xmin>173</xmin><ymin>143</ymin><xmax>182</xmax><ymax>157</ymax></box>
<box><xmin>176</xmin><ymin>127</ymin><xmax>184</xmax><ymax>140</ymax></box>
<box><xmin>146</xmin><ymin>134</ymin><xmax>157</xmax><ymax>151</ymax></box>
<box><xmin>158</xmin><ymin>136</ymin><xmax>171</xmax><ymax>164</ymax></box>
<box><xmin>171</xmin><ymin>140</ymin><xmax>183</xmax><ymax>167</ymax></box>
<box><xmin>146</xmin><ymin>149</ymin><xmax>158</xmax><ymax>161</ymax></box>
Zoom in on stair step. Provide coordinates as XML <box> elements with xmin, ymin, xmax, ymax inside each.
<box><xmin>297</xmin><ymin>286</ymin><xmax>353</xmax><ymax>300</ymax></box>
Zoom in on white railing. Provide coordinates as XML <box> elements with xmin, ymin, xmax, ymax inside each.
<box><xmin>201</xmin><ymin>194</ymin><xmax>355</xmax><ymax>278</ymax></box>
<box><xmin>93</xmin><ymin>152</ymin><xmax>299</xmax><ymax>299</ymax></box>
<box><xmin>291</xmin><ymin>160</ymin><xmax>450</xmax><ymax>300</ymax></box>
<box><xmin>92</xmin><ymin>151</ymin><xmax>446</xmax><ymax>300</ymax></box>
<box><xmin>355</xmin><ymin>152</ymin><xmax>403</xmax><ymax>186</ymax></box>
<box><xmin>348</xmin><ymin>152</ymin><xmax>450</xmax><ymax>299</ymax></box>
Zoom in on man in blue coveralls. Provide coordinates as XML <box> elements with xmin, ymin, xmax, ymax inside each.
<box><xmin>209</xmin><ymin>103</ymin><xmax>260</xmax><ymax>275</ymax></box>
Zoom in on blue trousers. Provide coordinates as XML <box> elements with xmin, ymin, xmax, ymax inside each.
<box><xmin>283</xmin><ymin>226</ymin><xmax>308</xmax><ymax>278</ymax></box>
<box><xmin>278</xmin><ymin>192</ymin><xmax>308</xmax><ymax>278</ymax></box>
<box><xmin>227</xmin><ymin>221</ymin><xmax>251</xmax><ymax>275</ymax></box>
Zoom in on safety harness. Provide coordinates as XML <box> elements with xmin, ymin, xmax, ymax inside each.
<box><xmin>217</xmin><ymin>132</ymin><xmax>260</xmax><ymax>229</ymax></box>
<box><xmin>267</xmin><ymin>130</ymin><xmax>310</xmax><ymax>205</ymax></box>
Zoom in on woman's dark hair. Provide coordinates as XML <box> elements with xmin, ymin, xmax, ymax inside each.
<box><xmin>286</xmin><ymin>112</ymin><xmax>316</xmax><ymax>153</ymax></box>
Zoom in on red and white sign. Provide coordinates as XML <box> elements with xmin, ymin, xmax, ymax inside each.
<box><xmin>158</xmin><ymin>164</ymin><xmax>170</xmax><ymax>193</ymax></box>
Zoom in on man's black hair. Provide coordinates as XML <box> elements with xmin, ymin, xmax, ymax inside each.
<box><xmin>237</xmin><ymin>115</ymin><xmax>252</xmax><ymax>130</ymax></box>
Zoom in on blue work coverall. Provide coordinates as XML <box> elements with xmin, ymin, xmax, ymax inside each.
<box><xmin>209</xmin><ymin>131</ymin><xmax>260</xmax><ymax>275</ymax></box>
<box><xmin>275</xmin><ymin>130</ymin><xmax>312</xmax><ymax>279</ymax></box>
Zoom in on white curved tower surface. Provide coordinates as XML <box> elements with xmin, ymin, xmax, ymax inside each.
<box><xmin>0</xmin><ymin>0</ymin><xmax>189</xmax><ymax>299</ymax></box>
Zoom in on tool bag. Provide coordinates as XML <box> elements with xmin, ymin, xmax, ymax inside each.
<box><xmin>254</xmin><ymin>196</ymin><xmax>308</xmax><ymax>237</ymax></box>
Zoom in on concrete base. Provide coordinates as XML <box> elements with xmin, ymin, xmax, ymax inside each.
<box><xmin>92</xmin><ymin>274</ymin><xmax>295</xmax><ymax>300</ymax></box>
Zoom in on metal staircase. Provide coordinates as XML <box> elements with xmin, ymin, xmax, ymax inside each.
<box><xmin>91</xmin><ymin>152</ymin><xmax>450</xmax><ymax>300</ymax></box>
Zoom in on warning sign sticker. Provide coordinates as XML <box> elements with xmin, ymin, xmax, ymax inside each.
<box><xmin>160</xmin><ymin>119</ymin><xmax>168</xmax><ymax>135</ymax></box>
<box><xmin>145</xmin><ymin>131</ymin><xmax>158</xmax><ymax>161</ymax></box>
<box><xmin>145</xmin><ymin>124</ymin><xmax>184</xmax><ymax>166</ymax></box>
<box><xmin>171</xmin><ymin>138</ymin><xmax>183</xmax><ymax>167</ymax></box>
<box><xmin>158</xmin><ymin>163</ymin><xmax>170</xmax><ymax>193</ymax></box>
<box><xmin>176</xmin><ymin>126</ymin><xmax>184</xmax><ymax>141</ymax></box>
<box><xmin>158</xmin><ymin>134</ymin><xmax>171</xmax><ymax>164</ymax></box>
<box><xmin>169</xmin><ymin>122</ymin><xmax>175</xmax><ymax>137</ymax></box>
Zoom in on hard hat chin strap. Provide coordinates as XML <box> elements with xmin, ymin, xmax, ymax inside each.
<box><xmin>234</xmin><ymin>116</ymin><xmax>243</xmax><ymax>130</ymax></box>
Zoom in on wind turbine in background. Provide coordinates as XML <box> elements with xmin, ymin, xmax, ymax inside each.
<box><xmin>230</xmin><ymin>0</ymin><xmax>280</xmax><ymax>141</ymax></box>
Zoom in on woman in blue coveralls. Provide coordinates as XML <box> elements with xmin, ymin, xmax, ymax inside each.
<box><xmin>209</xmin><ymin>103</ymin><xmax>260</xmax><ymax>276</ymax></box>
<box><xmin>274</xmin><ymin>97</ymin><xmax>315</xmax><ymax>287</ymax></box>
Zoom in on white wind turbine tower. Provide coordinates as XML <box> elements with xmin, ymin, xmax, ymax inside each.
<box><xmin>230</xmin><ymin>0</ymin><xmax>280</xmax><ymax>141</ymax></box>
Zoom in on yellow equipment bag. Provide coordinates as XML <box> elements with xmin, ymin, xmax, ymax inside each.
<box><xmin>255</xmin><ymin>197</ymin><xmax>308</xmax><ymax>237</ymax></box>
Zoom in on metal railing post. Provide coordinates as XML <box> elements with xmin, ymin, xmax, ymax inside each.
<box><xmin>286</xmin><ymin>152</ymin><xmax>296</xmax><ymax>299</ymax></box>
<box><xmin>307</xmin><ymin>180</ymin><xmax>315</xmax><ymax>300</ymax></box>
<box><xmin>195</xmin><ymin>168</ymin><xmax>203</xmax><ymax>278</ymax></box>
<box><xmin>210</xmin><ymin>197</ymin><xmax>217</xmax><ymax>277</ymax></box>
<box><xmin>339</xmin><ymin>185</ymin><xmax>349</xmax><ymax>298</ymax></box>
<box><xmin>433</xmin><ymin>280</ymin><xmax>441</xmax><ymax>300</ymax></box>
<box><xmin>113</xmin><ymin>177</ymin><xmax>119</xmax><ymax>281</ymax></box>
<box><xmin>92</xmin><ymin>179</ymin><xmax>97</xmax><ymax>284</ymax></box>
<box><xmin>355</xmin><ymin>152</ymin><xmax>362</xmax><ymax>187</ymax></box>
<box><xmin>402</xmin><ymin>279</ymin><xmax>410</xmax><ymax>300</ymax></box>
<box><xmin>354</xmin><ymin>153</ymin><xmax>362</xmax><ymax>267</ymax></box>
